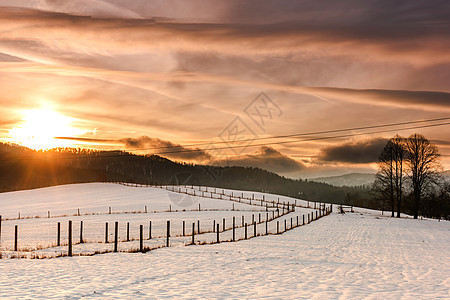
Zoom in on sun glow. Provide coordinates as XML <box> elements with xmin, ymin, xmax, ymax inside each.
<box><xmin>9</xmin><ymin>109</ymin><xmax>84</xmax><ymax>150</ymax></box>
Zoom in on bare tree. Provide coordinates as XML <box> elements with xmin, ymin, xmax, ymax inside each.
<box><xmin>405</xmin><ymin>134</ymin><xmax>441</xmax><ymax>219</ymax></box>
<box><xmin>392</xmin><ymin>135</ymin><xmax>405</xmax><ymax>217</ymax></box>
<box><xmin>374</xmin><ymin>136</ymin><xmax>406</xmax><ymax>217</ymax></box>
<box><xmin>375</xmin><ymin>140</ymin><xmax>395</xmax><ymax>216</ymax></box>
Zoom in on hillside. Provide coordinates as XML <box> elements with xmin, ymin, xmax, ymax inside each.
<box><xmin>310</xmin><ymin>173</ymin><xmax>376</xmax><ymax>187</ymax></box>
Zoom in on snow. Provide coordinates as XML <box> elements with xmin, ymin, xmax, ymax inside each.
<box><xmin>1</xmin><ymin>183</ymin><xmax>449</xmax><ymax>298</ymax></box>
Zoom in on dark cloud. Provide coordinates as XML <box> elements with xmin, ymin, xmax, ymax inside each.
<box><xmin>219</xmin><ymin>0</ymin><xmax>450</xmax><ymax>26</ymax></box>
<box><xmin>318</xmin><ymin>138</ymin><xmax>389</xmax><ymax>164</ymax></box>
<box><xmin>310</xmin><ymin>88</ymin><xmax>450</xmax><ymax>112</ymax></box>
<box><xmin>215</xmin><ymin>146</ymin><xmax>305</xmax><ymax>174</ymax></box>
<box><xmin>120</xmin><ymin>136</ymin><xmax>212</xmax><ymax>161</ymax></box>
<box><xmin>432</xmin><ymin>140</ymin><xmax>450</xmax><ymax>147</ymax></box>
<box><xmin>0</xmin><ymin>52</ymin><xmax>25</xmax><ymax>62</ymax></box>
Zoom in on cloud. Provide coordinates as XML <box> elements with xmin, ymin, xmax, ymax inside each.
<box><xmin>3</xmin><ymin>62</ymin><xmax>450</xmax><ymax>114</ymax></box>
<box><xmin>215</xmin><ymin>146</ymin><xmax>306</xmax><ymax>174</ymax></box>
<box><xmin>120</xmin><ymin>136</ymin><xmax>212</xmax><ymax>161</ymax></box>
<box><xmin>0</xmin><ymin>7</ymin><xmax>448</xmax><ymax>66</ymax></box>
<box><xmin>317</xmin><ymin>138</ymin><xmax>389</xmax><ymax>164</ymax></box>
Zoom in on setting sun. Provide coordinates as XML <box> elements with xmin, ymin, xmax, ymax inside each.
<box><xmin>9</xmin><ymin>108</ymin><xmax>83</xmax><ymax>150</ymax></box>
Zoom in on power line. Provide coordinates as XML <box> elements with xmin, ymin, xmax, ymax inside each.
<box><xmin>124</xmin><ymin>117</ymin><xmax>450</xmax><ymax>151</ymax></box>
<box><xmin>150</xmin><ymin>121</ymin><xmax>450</xmax><ymax>155</ymax></box>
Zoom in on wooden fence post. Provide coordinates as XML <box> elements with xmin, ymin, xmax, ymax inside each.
<box><xmin>149</xmin><ymin>221</ymin><xmax>152</xmax><ymax>239</ymax></box>
<box><xmin>253</xmin><ymin>221</ymin><xmax>256</xmax><ymax>237</ymax></box>
<box><xmin>145</xmin><ymin>206</ymin><xmax>147</xmax><ymax>213</ymax></box>
<box><xmin>216</xmin><ymin>224</ymin><xmax>220</xmax><ymax>243</ymax></box>
<box><xmin>242</xmin><ymin>215</ymin><xmax>245</xmax><ymax>226</ymax></box>
<box><xmin>140</xmin><ymin>225</ymin><xmax>143</xmax><ymax>253</ymax></box>
<box><xmin>77</xmin><ymin>209</ymin><xmax>80</xmax><ymax>216</ymax></box>
<box><xmin>127</xmin><ymin>222</ymin><xmax>130</xmax><ymax>242</ymax></box>
<box><xmin>303</xmin><ymin>214</ymin><xmax>305</xmax><ymax>225</ymax></box>
<box><xmin>265</xmin><ymin>216</ymin><xmax>268</xmax><ymax>235</ymax></box>
<box><xmin>296</xmin><ymin>216</ymin><xmax>299</xmax><ymax>227</ymax></box>
<box><xmin>48</xmin><ymin>211</ymin><xmax>50</xmax><ymax>218</ymax></box>
<box><xmin>232</xmin><ymin>217</ymin><xmax>235</xmax><ymax>241</ymax></box>
<box><xmin>80</xmin><ymin>221</ymin><xmax>84</xmax><ymax>244</ymax></box>
<box><xmin>223</xmin><ymin>218</ymin><xmax>225</xmax><ymax>231</ymax></box>
<box><xmin>114</xmin><ymin>221</ymin><xmax>118</xmax><ymax>252</ymax></box>
<box><xmin>166</xmin><ymin>221</ymin><xmax>170</xmax><ymax>247</ymax></box>
<box><xmin>245</xmin><ymin>223</ymin><xmax>248</xmax><ymax>239</ymax></box>
<box><xmin>197</xmin><ymin>220</ymin><xmax>200</xmax><ymax>234</ymax></box>
<box><xmin>57</xmin><ymin>222</ymin><xmax>61</xmax><ymax>246</ymax></box>
<box><xmin>14</xmin><ymin>225</ymin><xmax>18</xmax><ymax>251</ymax></box>
<box><xmin>182</xmin><ymin>221</ymin><xmax>185</xmax><ymax>236</ymax></box>
<box><xmin>192</xmin><ymin>222</ymin><xmax>195</xmax><ymax>245</ymax></box>
<box><xmin>291</xmin><ymin>218</ymin><xmax>293</xmax><ymax>229</ymax></box>
<box><xmin>284</xmin><ymin>219</ymin><xmax>287</xmax><ymax>232</ymax></box>
<box><xmin>68</xmin><ymin>220</ymin><xmax>72</xmax><ymax>256</ymax></box>
<box><xmin>213</xmin><ymin>220</ymin><xmax>216</xmax><ymax>232</ymax></box>
<box><xmin>105</xmin><ymin>222</ymin><xmax>108</xmax><ymax>243</ymax></box>
<box><xmin>198</xmin><ymin>203</ymin><xmax>201</xmax><ymax>211</ymax></box>
<box><xmin>109</xmin><ymin>207</ymin><xmax>112</xmax><ymax>214</ymax></box>
<box><xmin>277</xmin><ymin>221</ymin><xmax>279</xmax><ymax>234</ymax></box>
<box><xmin>259</xmin><ymin>213</ymin><xmax>261</xmax><ymax>223</ymax></box>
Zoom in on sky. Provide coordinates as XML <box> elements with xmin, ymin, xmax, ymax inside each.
<box><xmin>0</xmin><ymin>0</ymin><xmax>449</xmax><ymax>178</ymax></box>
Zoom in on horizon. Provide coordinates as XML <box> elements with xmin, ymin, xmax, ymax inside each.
<box><xmin>1</xmin><ymin>1</ymin><xmax>449</xmax><ymax>178</ymax></box>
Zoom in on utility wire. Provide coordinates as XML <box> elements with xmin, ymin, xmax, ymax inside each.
<box><xmin>151</xmin><ymin>121</ymin><xmax>450</xmax><ymax>155</ymax></box>
<box><xmin>125</xmin><ymin>117</ymin><xmax>450</xmax><ymax>151</ymax></box>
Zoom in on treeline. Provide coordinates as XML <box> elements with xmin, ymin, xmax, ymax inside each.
<box><xmin>1</xmin><ymin>143</ymin><xmax>363</xmax><ymax>205</ymax></box>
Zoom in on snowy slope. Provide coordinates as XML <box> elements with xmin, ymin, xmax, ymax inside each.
<box><xmin>0</xmin><ymin>183</ymin><xmax>448</xmax><ymax>298</ymax></box>
<box><xmin>0</xmin><ymin>213</ymin><xmax>448</xmax><ymax>298</ymax></box>
<box><xmin>0</xmin><ymin>183</ymin><xmax>316</xmax><ymax>257</ymax></box>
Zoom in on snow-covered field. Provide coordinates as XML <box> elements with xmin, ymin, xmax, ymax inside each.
<box><xmin>0</xmin><ymin>183</ymin><xmax>318</xmax><ymax>258</ymax></box>
<box><xmin>1</xmin><ymin>183</ymin><xmax>449</xmax><ymax>298</ymax></box>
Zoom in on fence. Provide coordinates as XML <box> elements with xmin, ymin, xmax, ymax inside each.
<box><xmin>0</xmin><ymin>205</ymin><xmax>332</xmax><ymax>259</ymax></box>
<box><xmin>0</xmin><ymin>184</ymin><xmax>334</xmax><ymax>258</ymax></box>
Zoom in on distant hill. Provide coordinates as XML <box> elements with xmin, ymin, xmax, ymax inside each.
<box><xmin>311</xmin><ymin>171</ymin><xmax>449</xmax><ymax>187</ymax></box>
<box><xmin>310</xmin><ymin>173</ymin><xmax>376</xmax><ymax>187</ymax></box>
